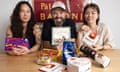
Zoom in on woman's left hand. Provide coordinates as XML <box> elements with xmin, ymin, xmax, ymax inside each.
<box><xmin>92</xmin><ymin>45</ymin><xmax>103</xmax><ymax>51</ymax></box>
<box><xmin>33</xmin><ymin>24</ymin><xmax>41</xmax><ymax>39</ymax></box>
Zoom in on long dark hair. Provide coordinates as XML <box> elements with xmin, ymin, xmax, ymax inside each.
<box><xmin>10</xmin><ymin>1</ymin><xmax>36</xmax><ymax>38</ymax></box>
<box><xmin>83</xmin><ymin>3</ymin><xmax>100</xmax><ymax>25</ymax></box>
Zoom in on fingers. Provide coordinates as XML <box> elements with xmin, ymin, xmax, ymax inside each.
<box><xmin>81</xmin><ymin>25</ymin><xmax>90</xmax><ymax>32</ymax></box>
<box><xmin>12</xmin><ymin>48</ymin><xmax>23</xmax><ymax>56</ymax></box>
<box><xmin>12</xmin><ymin>46</ymin><xmax>30</xmax><ymax>55</ymax></box>
<box><xmin>33</xmin><ymin>24</ymin><xmax>41</xmax><ymax>37</ymax></box>
<box><xmin>92</xmin><ymin>45</ymin><xmax>103</xmax><ymax>51</ymax></box>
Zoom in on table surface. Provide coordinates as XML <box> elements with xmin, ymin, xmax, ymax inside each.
<box><xmin>0</xmin><ymin>49</ymin><xmax>120</xmax><ymax>72</ymax></box>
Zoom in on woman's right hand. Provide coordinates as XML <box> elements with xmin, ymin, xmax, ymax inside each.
<box><xmin>7</xmin><ymin>48</ymin><xmax>23</xmax><ymax>56</ymax></box>
<box><xmin>81</xmin><ymin>25</ymin><xmax>90</xmax><ymax>32</ymax></box>
<box><xmin>12</xmin><ymin>48</ymin><xmax>23</xmax><ymax>55</ymax></box>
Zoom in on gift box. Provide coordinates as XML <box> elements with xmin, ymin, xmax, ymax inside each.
<box><xmin>5</xmin><ymin>38</ymin><xmax>30</xmax><ymax>51</ymax></box>
<box><xmin>39</xmin><ymin>62</ymin><xmax>67</xmax><ymax>72</ymax></box>
<box><xmin>82</xmin><ymin>31</ymin><xmax>99</xmax><ymax>46</ymax></box>
<box><xmin>67</xmin><ymin>57</ymin><xmax>91</xmax><ymax>72</ymax></box>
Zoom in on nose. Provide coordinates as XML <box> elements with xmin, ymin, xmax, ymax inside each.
<box><xmin>56</xmin><ymin>12</ymin><xmax>61</xmax><ymax>17</ymax></box>
<box><xmin>24</xmin><ymin>12</ymin><xmax>27</xmax><ymax>16</ymax></box>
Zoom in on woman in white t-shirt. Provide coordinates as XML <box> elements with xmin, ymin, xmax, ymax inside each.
<box><xmin>77</xmin><ymin>3</ymin><xmax>114</xmax><ymax>51</ymax></box>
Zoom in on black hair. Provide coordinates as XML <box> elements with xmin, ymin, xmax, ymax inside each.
<box><xmin>83</xmin><ymin>3</ymin><xmax>100</xmax><ymax>25</ymax></box>
<box><xmin>10</xmin><ymin>1</ymin><xmax>36</xmax><ymax>37</ymax></box>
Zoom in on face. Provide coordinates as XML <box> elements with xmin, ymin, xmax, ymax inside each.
<box><xmin>51</xmin><ymin>8</ymin><xmax>66</xmax><ymax>26</ymax></box>
<box><xmin>19</xmin><ymin>4</ymin><xmax>31</xmax><ymax>23</ymax></box>
<box><xmin>84</xmin><ymin>7</ymin><xmax>99</xmax><ymax>24</ymax></box>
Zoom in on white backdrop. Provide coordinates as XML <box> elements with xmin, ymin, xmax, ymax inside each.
<box><xmin>0</xmin><ymin>0</ymin><xmax>120</xmax><ymax>50</ymax></box>
<box><xmin>92</xmin><ymin>0</ymin><xmax>120</xmax><ymax>48</ymax></box>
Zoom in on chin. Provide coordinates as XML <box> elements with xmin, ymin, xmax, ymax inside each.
<box><xmin>87</xmin><ymin>21</ymin><xmax>94</xmax><ymax>24</ymax></box>
<box><xmin>23</xmin><ymin>20</ymin><xmax>30</xmax><ymax>23</ymax></box>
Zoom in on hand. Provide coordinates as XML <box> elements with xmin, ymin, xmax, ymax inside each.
<box><xmin>33</xmin><ymin>24</ymin><xmax>41</xmax><ymax>40</ymax></box>
<box><xmin>81</xmin><ymin>25</ymin><xmax>90</xmax><ymax>32</ymax></box>
<box><xmin>17</xmin><ymin>45</ymin><xmax>30</xmax><ymax>55</ymax></box>
<box><xmin>12</xmin><ymin>48</ymin><xmax>23</xmax><ymax>56</ymax></box>
<box><xmin>92</xmin><ymin>45</ymin><xmax>103</xmax><ymax>51</ymax></box>
<box><xmin>56</xmin><ymin>43</ymin><xmax>63</xmax><ymax>51</ymax></box>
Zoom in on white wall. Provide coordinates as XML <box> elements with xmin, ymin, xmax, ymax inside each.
<box><xmin>92</xmin><ymin>0</ymin><xmax>120</xmax><ymax>48</ymax></box>
<box><xmin>0</xmin><ymin>0</ymin><xmax>19</xmax><ymax>50</ymax></box>
<box><xmin>0</xmin><ymin>0</ymin><xmax>120</xmax><ymax>49</ymax></box>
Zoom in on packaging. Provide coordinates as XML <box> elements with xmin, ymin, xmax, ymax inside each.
<box><xmin>80</xmin><ymin>45</ymin><xmax>110</xmax><ymax>68</ymax></box>
<box><xmin>67</xmin><ymin>57</ymin><xmax>91</xmax><ymax>72</ymax></box>
<box><xmin>39</xmin><ymin>62</ymin><xmax>67</xmax><ymax>72</ymax></box>
<box><xmin>80</xmin><ymin>45</ymin><xmax>97</xmax><ymax>59</ymax></box>
<box><xmin>62</xmin><ymin>41</ymin><xmax>75</xmax><ymax>64</ymax></box>
<box><xmin>38</xmin><ymin>49</ymin><xmax>61</xmax><ymax>62</ymax></box>
<box><xmin>82</xmin><ymin>31</ymin><xmax>99</xmax><ymax>46</ymax></box>
<box><xmin>36</xmin><ymin>55</ymin><xmax>52</xmax><ymax>65</ymax></box>
<box><xmin>95</xmin><ymin>53</ymin><xmax>110</xmax><ymax>68</ymax></box>
<box><xmin>5</xmin><ymin>38</ymin><xmax>30</xmax><ymax>51</ymax></box>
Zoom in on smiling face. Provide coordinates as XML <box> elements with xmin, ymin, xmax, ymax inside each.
<box><xmin>84</xmin><ymin>7</ymin><xmax>99</xmax><ymax>24</ymax></box>
<box><xmin>51</xmin><ymin>8</ymin><xmax>66</xmax><ymax>26</ymax></box>
<box><xmin>83</xmin><ymin>3</ymin><xmax>100</xmax><ymax>25</ymax></box>
<box><xmin>19</xmin><ymin>4</ymin><xmax>31</xmax><ymax>23</ymax></box>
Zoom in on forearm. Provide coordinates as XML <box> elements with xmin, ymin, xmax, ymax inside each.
<box><xmin>103</xmin><ymin>44</ymin><xmax>112</xmax><ymax>50</ymax></box>
<box><xmin>29</xmin><ymin>44</ymin><xmax>40</xmax><ymax>53</ymax></box>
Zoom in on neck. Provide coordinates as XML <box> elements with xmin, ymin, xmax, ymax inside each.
<box><xmin>88</xmin><ymin>23</ymin><xmax>97</xmax><ymax>32</ymax></box>
<box><xmin>22</xmin><ymin>22</ymin><xmax>27</xmax><ymax>28</ymax></box>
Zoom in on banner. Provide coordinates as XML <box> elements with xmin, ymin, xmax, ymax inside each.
<box><xmin>34</xmin><ymin>0</ymin><xmax>87</xmax><ymax>22</ymax></box>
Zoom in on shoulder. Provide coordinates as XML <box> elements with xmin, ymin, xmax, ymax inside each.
<box><xmin>98</xmin><ymin>22</ymin><xmax>108</xmax><ymax>27</ymax></box>
<box><xmin>6</xmin><ymin>25</ymin><xmax>11</xmax><ymax>32</ymax></box>
<box><xmin>97</xmin><ymin>23</ymin><xmax>112</xmax><ymax>35</ymax></box>
<box><xmin>6</xmin><ymin>25</ymin><xmax>12</xmax><ymax>37</ymax></box>
<box><xmin>98</xmin><ymin>23</ymin><xmax>109</xmax><ymax>30</ymax></box>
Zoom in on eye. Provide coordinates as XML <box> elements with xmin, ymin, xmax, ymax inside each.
<box><xmin>92</xmin><ymin>11</ymin><xmax>97</xmax><ymax>15</ymax></box>
<box><xmin>92</xmin><ymin>12</ymin><xmax>95</xmax><ymax>15</ymax></box>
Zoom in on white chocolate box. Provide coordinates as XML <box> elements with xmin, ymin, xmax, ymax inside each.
<box><xmin>67</xmin><ymin>57</ymin><xmax>91</xmax><ymax>72</ymax></box>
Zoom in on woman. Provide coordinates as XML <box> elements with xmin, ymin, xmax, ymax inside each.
<box><xmin>6</xmin><ymin>1</ymin><xmax>41</xmax><ymax>55</ymax></box>
<box><xmin>77</xmin><ymin>3</ymin><xmax>114</xmax><ymax>51</ymax></box>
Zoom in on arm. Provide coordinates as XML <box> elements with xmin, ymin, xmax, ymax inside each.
<box><xmin>6</xmin><ymin>26</ymin><xmax>23</xmax><ymax>55</ymax></box>
<box><xmin>42</xmin><ymin>20</ymin><xmax>56</xmax><ymax>49</ymax></box>
<box><xmin>76</xmin><ymin>31</ymin><xmax>84</xmax><ymax>48</ymax></box>
<box><xmin>70</xmin><ymin>19</ymin><xmax>77</xmax><ymax>42</ymax></box>
<box><xmin>6</xmin><ymin>25</ymin><xmax>12</xmax><ymax>37</ymax></box>
<box><xmin>102</xmin><ymin>24</ymin><xmax>113</xmax><ymax>49</ymax></box>
<box><xmin>13</xmin><ymin>24</ymin><xmax>41</xmax><ymax>55</ymax></box>
<box><xmin>92</xmin><ymin>24</ymin><xmax>113</xmax><ymax>51</ymax></box>
<box><xmin>29</xmin><ymin>24</ymin><xmax>41</xmax><ymax>53</ymax></box>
